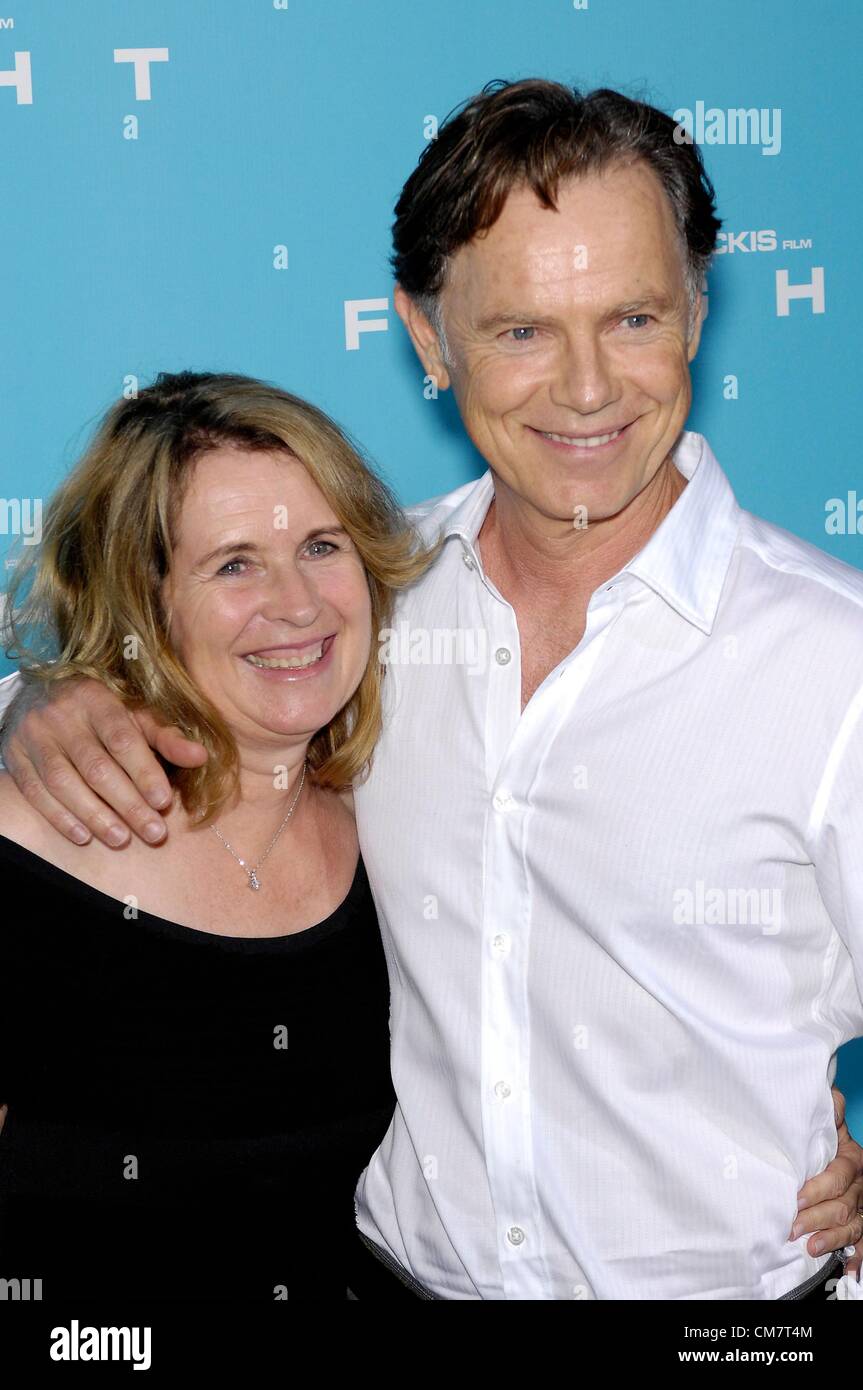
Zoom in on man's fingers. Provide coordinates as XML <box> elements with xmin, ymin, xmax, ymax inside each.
<box><xmin>4</xmin><ymin>677</ymin><xmax>172</xmax><ymax>844</ymax></box>
<box><xmin>21</xmin><ymin>719</ymin><xmax>170</xmax><ymax>849</ymax></box>
<box><xmin>29</xmin><ymin>739</ymin><xmax>167</xmax><ymax>847</ymax></box>
<box><xmin>804</xmin><ymin>1208</ymin><xmax>863</xmax><ymax>1259</ymax></box>
<box><xmin>133</xmin><ymin>709</ymin><xmax>208</xmax><ymax>771</ymax></box>
<box><xmin>78</xmin><ymin>702</ymin><xmax>175</xmax><ymax>812</ymax></box>
<box><xmin>792</xmin><ymin>1193</ymin><xmax>860</xmax><ymax>1238</ymax></box>
<box><xmin>5</xmin><ymin>745</ymin><xmax>93</xmax><ymax>845</ymax></box>
<box><xmin>797</xmin><ymin>1098</ymin><xmax>863</xmax><ymax>1268</ymax></box>
<box><xmin>797</xmin><ymin>1156</ymin><xmax>857</xmax><ymax>1210</ymax></box>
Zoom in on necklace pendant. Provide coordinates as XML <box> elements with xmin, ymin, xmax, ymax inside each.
<box><xmin>248</xmin><ymin>870</ymin><xmax>261</xmax><ymax>891</ymax></box>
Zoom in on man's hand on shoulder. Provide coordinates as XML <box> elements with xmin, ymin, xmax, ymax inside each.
<box><xmin>0</xmin><ymin>676</ymin><xmax>207</xmax><ymax>848</ymax></box>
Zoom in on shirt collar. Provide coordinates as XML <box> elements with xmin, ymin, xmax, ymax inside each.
<box><xmin>439</xmin><ymin>431</ymin><xmax>742</xmax><ymax>636</ymax></box>
<box><xmin>623</xmin><ymin>431</ymin><xmax>742</xmax><ymax>635</ymax></box>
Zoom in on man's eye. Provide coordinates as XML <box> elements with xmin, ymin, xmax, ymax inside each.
<box><xmin>623</xmin><ymin>314</ymin><xmax>651</xmax><ymax>329</ymax></box>
<box><xmin>507</xmin><ymin>326</ymin><xmax>536</xmax><ymax>342</ymax></box>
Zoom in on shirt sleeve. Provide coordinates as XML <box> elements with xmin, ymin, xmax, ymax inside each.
<box><xmin>809</xmin><ymin>685</ymin><xmax>863</xmax><ymax>1009</ymax></box>
<box><xmin>0</xmin><ymin>671</ymin><xmax>25</xmax><ymax>769</ymax></box>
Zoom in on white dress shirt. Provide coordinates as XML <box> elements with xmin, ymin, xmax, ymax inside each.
<box><xmin>352</xmin><ymin>430</ymin><xmax>863</xmax><ymax>1300</ymax></box>
<box><xmin>1</xmin><ymin>431</ymin><xmax>861</xmax><ymax>1300</ymax></box>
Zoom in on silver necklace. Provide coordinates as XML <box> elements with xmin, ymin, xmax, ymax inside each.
<box><xmin>210</xmin><ymin>761</ymin><xmax>307</xmax><ymax>891</ymax></box>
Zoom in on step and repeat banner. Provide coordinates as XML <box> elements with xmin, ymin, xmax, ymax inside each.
<box><xmin>1</xmin><ymin>3</ymin><xmax>861</xmax><ymax>1116</ymax></box>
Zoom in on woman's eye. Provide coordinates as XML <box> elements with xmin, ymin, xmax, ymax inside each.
<box><xmin>307</xmin><ymin>539</ymin><xmax>337</xmax><ymax>558</ymax></box>
<box><xmin>218</xmin><ymin>558</ymin><xmax>248</xmax><ymax>576</ymax></box>
<box><xmin>507</xmin><ymin>326</ymin><xmax>536</xmax><ymax>342</ymax></box>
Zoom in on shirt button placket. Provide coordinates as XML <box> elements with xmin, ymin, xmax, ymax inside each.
<box><xmin>484</xmin><ymin>779</ymin><xmax>537</xmax><ymax>1293</ymax></box>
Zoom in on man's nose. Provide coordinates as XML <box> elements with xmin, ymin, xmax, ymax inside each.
<box><xmin>551</xmin><ymin>333</ymin><xmax>620</xmax><ymax>414</ymax></box>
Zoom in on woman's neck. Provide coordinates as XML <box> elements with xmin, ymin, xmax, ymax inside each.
<box><xmin>171</xmin><ymin>744</ymin><xmax>312</xmax><ymax>838</ymax></box>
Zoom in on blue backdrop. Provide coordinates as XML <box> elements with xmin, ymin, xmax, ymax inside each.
<box><xmin>2</xmin><ymin>0</ymin><xmax>862</xmax><ymax>1123</ymax></box>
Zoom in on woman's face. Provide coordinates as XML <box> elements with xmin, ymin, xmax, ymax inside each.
<box><xmin>162</xmin><ymin>444</ymin><xmax>373</xmax><ymax>754</ymax></box>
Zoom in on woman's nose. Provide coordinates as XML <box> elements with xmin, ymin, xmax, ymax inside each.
<box><xmin>259</xmin><ymin>563</ymin><xmax>321</xmax><ymax>627</ymax></box>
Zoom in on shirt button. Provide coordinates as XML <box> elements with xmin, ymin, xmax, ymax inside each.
<box><xmin>462</xmin><ymin>551</ymin><xmax>475</xmax><ymax>570</ymax></box>
<box><xmin>491</xmin><ymin>932</ymin><xmax>510</xmax><ymax>955</ymax></box>
<box><xmin>494</xmin><ymin>647</ymin><xmax>511</xmax><ymax>665</ymax></box>
<box><xmin>506</xmin><ymin>1226</ymin><xmax>526</xmax><ymax>1247</ymax></box>
<box><xmin>494</xmin><ymin>1080</ymin><xmax>512</xmax><ymax>1100</ymax></box>
<box><xmin>492</xmin><ymin>789</ymin><xmax>515</xmax><ymax>812</ymax></box>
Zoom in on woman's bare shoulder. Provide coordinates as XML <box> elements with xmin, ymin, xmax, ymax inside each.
<box><xmin>0</xmin><ymin>769</ymin><xmax>53</xmax><ymax>851</ymax></box>
<box><xmin>0</xmin><ymin>769</ymin><xmax>154</xmax><ymax>893</ymax></box>
<box><xmin>0</xmin><ymin>770</ymin><xmax>95</xmax><ymax>872</ymax></box>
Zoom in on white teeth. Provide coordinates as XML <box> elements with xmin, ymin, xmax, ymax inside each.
<box><xmin>541</xmin><ymin>428</ymin><xmax>622</xmax><ymax>448</ymax></box>
<box><xmin>245</xmin><ymin>643</ymin><xmax>325</xmax><ymax>670</ymax></box>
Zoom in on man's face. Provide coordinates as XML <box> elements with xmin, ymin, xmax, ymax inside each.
<box><xmin>398</xmin><ymin>160</ymin><xmax>704</xmax><ymax>531</ymax></box>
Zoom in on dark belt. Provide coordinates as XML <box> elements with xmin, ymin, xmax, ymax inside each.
<box><xmin>347</xmin><ymin>1229</ymin><xmax>442</xmax><ymax>1300</ymax></box>
<box><xmin>778</xmin><ymin>1251</ymin><xmax>846</xmax><ymax>1301</ymax></box>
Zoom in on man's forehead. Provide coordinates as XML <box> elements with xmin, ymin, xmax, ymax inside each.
<box><xmin>470</xmin><ymin>164</ymin><xmax>673</xmax><ymax>249</ymax></box>
<box><xmin>448</xmin><ymin>165</ymin><xmax>683</xmax><ymax>298</ymax></box>
<box><xmin>518</xmin><ymin>244</ymin><xmax>591</xmax><ymax>283</ymax></box>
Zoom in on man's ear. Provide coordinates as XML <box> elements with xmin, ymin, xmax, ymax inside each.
<box><xmin>686</xmin><ymin>288</ymin><xmax>706</xmax><ymax>362</ymax></box>
<box><xmin>394</xmin><ymin>285</ymin><xmax>451</xmax><ymax>391</ymax></box>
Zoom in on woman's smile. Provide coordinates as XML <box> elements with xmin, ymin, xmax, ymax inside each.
<box><xmin>240</xmin><ymin>634</ymin><xmax>337</xmax><ymax>679</ymax></box>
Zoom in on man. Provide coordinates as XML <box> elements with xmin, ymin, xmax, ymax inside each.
<box><xmin>2</xmin><ymin>81</ymin><xmax>862</xmax><ymax>1299</ymax></box>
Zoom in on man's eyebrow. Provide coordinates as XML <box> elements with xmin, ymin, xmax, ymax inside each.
<box><xmin>196</xmin><ymin>526</ymin><xmax>349</xmax><ymax>568</ymax></box>
<box><xmin>607</xmin><ymin>294</ymin><xmax>678</xmax><ymax>316</ymax></box>
<box><xmin>474</xmin><ymin>311</ymin><xmax>560</xmax><ymax>334</ymax></box>
<box><xmin>475</xmin><ymin>294</ymin><xmax>678</xmax><ymax>334</ymax></box>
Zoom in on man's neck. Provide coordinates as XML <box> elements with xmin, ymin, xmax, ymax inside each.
<box><xmin>477</xmin><ymin>456</ymin><xmax>688</xmax><ymax>611</ymax></box>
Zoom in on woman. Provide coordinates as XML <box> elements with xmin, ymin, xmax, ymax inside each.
<box><xmin>0</xmin><ymin>369</ymin><xmax>437</xmax><ymax>1300</ymax></box>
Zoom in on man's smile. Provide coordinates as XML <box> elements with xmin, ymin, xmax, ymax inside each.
<box><xmin>527</xmin><ymin>420</ymin><xmax>635</xmax><ymax>452</ymax></box>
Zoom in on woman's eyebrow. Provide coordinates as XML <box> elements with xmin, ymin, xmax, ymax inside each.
<box><xmin>196</xmin><ymin>527</ymin><xmax>349</xmax><ymax>567</ymax></box>
<box><xmin>196</xmin><ymin>539</ymin><xmax>264</xmax><ymax>567</ymax></box>
<box><xmin>305</xmin><ymin>526</ymin><xmax>349</xmax><ymax>540</ymax></box>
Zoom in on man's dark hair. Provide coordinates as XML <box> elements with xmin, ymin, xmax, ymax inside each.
<box><xmin>391</xmin><ymin>79</ymin><xmax>722</xmax><ymax>334</ymax></box>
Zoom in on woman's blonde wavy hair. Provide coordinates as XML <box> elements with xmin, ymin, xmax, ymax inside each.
<box><xmin>4</xmin><ymin>370</ymin><xmax>441</xmax><ymax>824</ymax></box>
